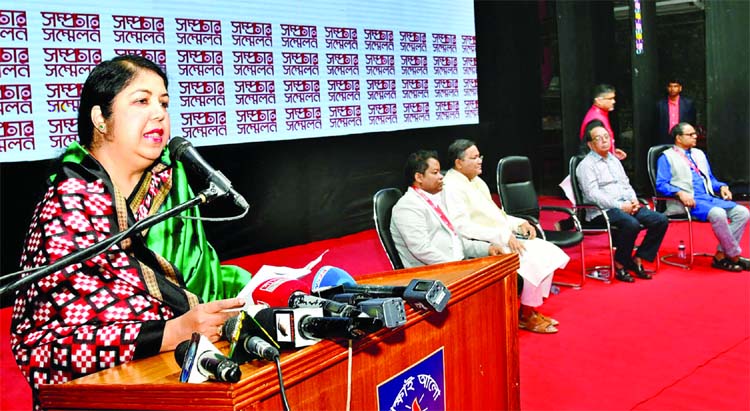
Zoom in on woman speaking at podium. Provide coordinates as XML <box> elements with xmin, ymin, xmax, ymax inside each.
<box><xmin>9</xmin><ymin>55</ymin><xmax>248</xmax><ymax>409</ymax></box>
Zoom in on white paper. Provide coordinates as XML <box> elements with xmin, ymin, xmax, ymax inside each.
<box><xmin>236</xmin><ymin>249</ymin><xmax>329</xmax><ymax>305</ymax></box>
<box><xmin>559</xmin><ymin>174</ymin><xmax>576</xmax><ymax>206</ymax></box>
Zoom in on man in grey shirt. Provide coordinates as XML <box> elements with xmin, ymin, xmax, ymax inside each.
<box><xmin>576</xmin><ymin>120</ymin><xmax>669</xmax><ymax>283</ymax></box>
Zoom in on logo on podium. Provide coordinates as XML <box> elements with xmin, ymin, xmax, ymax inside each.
<box><xmin>377</xmin><ymin>347</ymin><xmax>445</xmax><ymax>411</ymax></box>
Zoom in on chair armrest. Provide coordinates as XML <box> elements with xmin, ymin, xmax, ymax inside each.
<box><xmin>569</xmin><ymin>202</ymin><xmax>611</xmax><ymax>231</ymax></box>
<box><xmin>510</xmin><ymin>214</ymin><xmax>539</xmax><ymax>225</ymax></box>
<box><xmin>540</xmin><ymin>205</ymin><xmax>575</xmax><ymax>216</ymax></box>
<box><xmin>537</xmin><ymin>206</ymin><xmax>587</xmax><ymax>234</ymax></box>
<box><xmin>650</xmin><ymin>195</ymin><xmax>692</xmax><ymax>218</ymax></box>
<box><xmin>507</xmin><ymin>214</ymin><xmax>543</xmax><ymax>239</ymax></box>
<box><xmin>570</xmin><ymin>202</ymin><xmax>606</xmax><ymax>213</ymax></box>
<box><xmin>652</xmin><ymin>195</ymin><xmax>682</xmax><ymax>204</ymax></box>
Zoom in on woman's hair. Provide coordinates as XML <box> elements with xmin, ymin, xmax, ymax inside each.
<box><xmin>404</xmin><ymin>149</ymin><xmax>438</xmax><ymax>186</ymax></box>
<box><xmin>77</xmin><ymin>55</ymin><xmax>168</xmax><ymax>148</ymax></box>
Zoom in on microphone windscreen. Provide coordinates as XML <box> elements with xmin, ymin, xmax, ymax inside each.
<box><xmin>253</xmin><ymin>308</ymin><xmax>275</xmax><ymax>332</ymax></box>
<box><xmin>252</xmin><ymin>277</ymin><xmax>311</xmax><ymax>308</ymax></box>
<box><xmin>303</xmin><ymin>265</ymin><xmax>356</xmax><ymax>292</ymax></box>
<box><xmin>168</xmin><ymin>136</ymin><xmax>190</xmax><ymax>160</ymax></box>
<box><xmin>174</xmin><ymin>340</ymin><xmax>190</xmax><ymax>364</ymax></box>
<box><xmin>222</xmin><ymin>314</ymin><xmax>241</xmax><ymax>343</ymax></box>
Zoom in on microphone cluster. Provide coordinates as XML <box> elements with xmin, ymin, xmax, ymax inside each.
<box><xmin>231</xmin><ymin>265</ymin><xmax>451</xmax><ymax>352</ymax></box>
<box><xmin>173</xmin><ymin>265</ymin><xmax>451</xmax><ymax>383</ymax></box>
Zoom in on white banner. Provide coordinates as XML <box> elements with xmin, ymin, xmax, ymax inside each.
<box><xmin>0</xmin><ymin>0</ymin><xmax>477</xmax><ymax>162</ymax></box>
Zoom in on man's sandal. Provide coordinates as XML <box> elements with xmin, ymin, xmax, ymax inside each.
<box><xmin>535</xmin><ymin>311</ymin><xmax>559</xmax><ymax>326</ymax></box>
<box><xmin>711</xmin><ymin>257</ymin><xmax>742</xmax><ymax>272</ymax></box>
<box><xmin>519</xmin><ymin>312</ymin><xmax>558</xmax><ymax>334</ymax></box>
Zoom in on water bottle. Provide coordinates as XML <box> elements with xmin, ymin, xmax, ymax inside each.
<box><xmin>678</xmin><ymin>240</ymin><xmax>686</xmax><ymax>260</ymax></box>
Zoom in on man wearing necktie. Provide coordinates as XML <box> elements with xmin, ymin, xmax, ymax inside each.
<box><xmin>656</xmin><ymin>122</ymin><xmax>750</xmax><ymax>271</ymax></box>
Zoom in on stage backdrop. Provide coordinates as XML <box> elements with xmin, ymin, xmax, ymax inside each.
<box><xmin>1</xmin><ymin>2</ymin><xmax>544</xmax><ymax>301</ymax></box>
<box><xmin>0</xmin><ymin>0</ymin><xmax>477</xmax><ymax>162</ymax></box>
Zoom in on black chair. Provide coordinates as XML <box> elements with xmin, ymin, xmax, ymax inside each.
<box><xmin>496</xmin><ymin>156</ymin><xmax>586</xmax><ymax>288</ymax></box>
<box><xmin>647</xmin><ymin>144</ymin><xmax>711</xmax><ymax>269</ymax></box>
<box><xmin>569</xmin><ymin>155</ymin><xmax>617</xmax><ymax>281</ymax></box>
<box><xmin>372</xmin><ymin>188</ymin><xmax>404</xmax><ymax>270</ymax></box>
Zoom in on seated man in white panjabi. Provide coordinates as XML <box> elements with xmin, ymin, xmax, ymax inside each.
<box><xmin>442</xmin><ymin>139</ymin><xmax>570</xmax><ymax>334</ymax></box>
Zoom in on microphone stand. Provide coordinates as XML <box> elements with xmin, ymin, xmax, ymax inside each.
<box><xmin>0</xmin><ymin>184</ymin><xmax>225</xmax><ymax>297</ymax></box>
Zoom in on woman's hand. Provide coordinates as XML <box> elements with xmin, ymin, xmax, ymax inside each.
<box><xmin>161</xmin><ymin>297</ymin><xmax>245</xmax><ymax>351</ymax></box>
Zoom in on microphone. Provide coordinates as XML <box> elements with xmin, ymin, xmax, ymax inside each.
<box><xmin>251</xmin><ymin>276</ymin><xmax>310</xmax><ymax>307</ymax></box>
<box><xmin>242</xmin><ymin>336</ymin><xmax>280</xmax><ymax>362</ymax></box>
<box><xmin>222</xmin><ymin>311</ymin><xmax>281</xmax><ymax>363</ymax></box>
<box><xmin>355</xmin><ymin>297</ymin><xmax>407</xmax><ymax>329</ymax></box>
<box><xmin>300</xmin><ymin>265</ymin><xmax>357</xmax><ymax>292</ymax></box>
<box><xmin>323</xmin><ymin>291</ymin><xmax>406</xmax><ymax>329</ymax></box>
<box><xmin>322</xmin><ymin>279</ymin><xmax>452</xmax><ymax>312</ymax></box>
<box><xmin>253</xmin><ymin>307</ymin><xmax>369</xmax><ymax>349</ymax></box>
<box><xmin>168</xmin><ymin>136</ymin><xmax>249</xmax><ymax>210</ymax></box>
<box><xmin>252</xmin><ymin>277</ymin><xmax>362</xmax><ymax>318</ymax></box>
<box><xmin>175</xmin><ymin>332</ymin><xmax>241</xmax><ymax>383</ymax></box>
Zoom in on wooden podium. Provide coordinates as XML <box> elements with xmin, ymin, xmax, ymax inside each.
<box><xmin>40</xmin><ymin>255</ymin><xmax>520</xmax><ymax>411</ymax></box>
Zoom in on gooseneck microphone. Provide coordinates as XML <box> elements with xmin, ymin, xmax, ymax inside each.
<box><xmin>168</xmin><ymin>137</ymin><xmax>249</xmax><ymax>210</ymax></box>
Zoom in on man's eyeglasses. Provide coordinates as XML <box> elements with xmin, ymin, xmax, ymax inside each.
<box><xmin>681</xmin><ymin>132</ymin><xmax>698</xmax><ymax>137</ymax></box>
<box><xmin>464</xmin><ymin>155</ymin><xmax>483</xmax><ymax>162</ymax></box>
<box><xmin>591</xmin><ymin>134</ymin><xmax>610</xmax><ymax>142</ymax></box>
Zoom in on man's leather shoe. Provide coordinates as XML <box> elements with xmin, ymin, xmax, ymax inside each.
<box><xmin>631</xmin><ymin>264</ymin><xmax>652</xmax><ymax>280</ymax></box>
<box><xmin>615</xmin><ymin>268</ymin><xmax>635</xmax><ymax>283</ymax></box>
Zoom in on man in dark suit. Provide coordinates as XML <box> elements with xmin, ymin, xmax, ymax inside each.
<box><xmin>656</xmin><ymin>79</ymin><xmax>696</xmax><ymax>144</ymax></box>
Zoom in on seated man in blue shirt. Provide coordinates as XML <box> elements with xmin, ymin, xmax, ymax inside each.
<box><xmin>577</xmin><ymin>120</ymin><xmax>669</xmax><ymax>282</ymax></box>
<box><xmin>655</xmin><ymin>122</ymin><xmax>750</xmax><ymax>271</ymax></box>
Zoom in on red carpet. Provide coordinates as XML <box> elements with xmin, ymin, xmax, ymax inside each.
<box><xmin>1</xmin><ymin>198</ymin><xmax>748</xmax><ymax>410</ymax></box>
<box><xmin>521</xmin><ymin>198</ymin><xmax>750</xmax><ymax>410</ymax></box>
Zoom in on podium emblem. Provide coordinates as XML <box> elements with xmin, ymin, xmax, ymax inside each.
<box><xmin>377</xmin><ymin>347</ymin><xmax>445</xmax><ymax>411</ymax></box>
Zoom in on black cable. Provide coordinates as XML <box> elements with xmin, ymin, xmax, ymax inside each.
<box><xmin>274</xmin><ymin>356</ymin><xmax>291</xmax><ymax>411</ymax></box>
<box><xmin>177</xmin><ymin>205</ymin><xmax>248</xmax><ymax>222</ymax></box>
